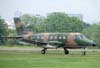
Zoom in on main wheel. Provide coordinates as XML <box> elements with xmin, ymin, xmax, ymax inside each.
<box><xmin>41</xmin><ymin>49</ymin><xmax>46</xmax><ymax>54</ymax></box>
<box><xmin>64</xmin><ymin>50</ymin><xmax>69</xmax><ymax>54</ymax></box>
<box><xmin>64</xmin><ymin>48</ymin><xmax>69</xmax><ymax>54</ymax></box>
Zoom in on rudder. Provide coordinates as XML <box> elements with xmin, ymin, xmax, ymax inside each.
<box><xmin>14</xmin><ymin>17</ymin><xmax>25</xmax><ymax>35</ymax></box>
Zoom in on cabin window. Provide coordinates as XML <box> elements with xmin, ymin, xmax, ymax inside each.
<box><xmin>59</xmin><ymin>36</ymin><xmax>62</xmax><ymax>39</ymax></box>
<box><xmin>54</xmin><ymin>36</ymin><xmax>57</xmax><ymax>39</ymax></box>
<box><xmin>50</xmin><ymin>36</ymin><xmax>53</xmax><ymax>40</ymax></box>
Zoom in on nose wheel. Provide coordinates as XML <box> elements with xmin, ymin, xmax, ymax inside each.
<box><xmin>82</xmin><ymin>47</ymin><xmax>87</xmax><ymax>55</ymax></box>
<box><xmin>41</xmin><ymin>48</ymin><xmax>47</xmax><ymax>54</ymax></box>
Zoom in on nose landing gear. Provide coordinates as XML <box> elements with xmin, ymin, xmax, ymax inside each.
<box><xmin>63</xmin><ymin>47</ymin><xmax>87</xmax><ymax>55</ymax></box>
<box><xmin>82</xmin><ymin>47</ymin><xmax>87</xmax><ymax>55</ymax></box>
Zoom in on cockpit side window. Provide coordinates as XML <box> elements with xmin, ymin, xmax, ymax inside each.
<box><xmin>79</xmin><ymin>35</ymin><xmax>86</xmax><ymax>39</ymax></box>
<box><xmin>74</xmin><ymin>34</ymin><xmax>86</xmax><ymax>39</ymax></box>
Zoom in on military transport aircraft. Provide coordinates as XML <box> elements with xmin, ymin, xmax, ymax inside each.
<box><xmin>1</xmin><ymin>17</ymin><xmax>96</xmax><ymax>55</ymax></box>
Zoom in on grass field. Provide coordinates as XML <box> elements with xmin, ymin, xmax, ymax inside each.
<box><xmin>0</xmin><ymin>47</ymin><xmax>100</xmax><ymax>68</ymax></box>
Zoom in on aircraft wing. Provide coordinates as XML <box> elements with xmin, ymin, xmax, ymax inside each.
<box><xmin>0</xmin><ymin>36</ymin><xmax>23</xmax><ymax>39</ymax></box>
<box><xmin>19</xmin><ymin>40</ymin><xmax>63</xmax><ymax>46</ymax></box>
<box><xmin>48</xmin><ymin>41</ymin><xmax>63</xmax><ymax>45</ymax></box>
<box><xmin>0</xmin><ymin>34</ymin><xmax>23</xmax><ymax>40</ymax></box>
<box><xmin>0</xmin><ymin>35</ymin><xmax>63</xmax><ymax>47</ymax></box>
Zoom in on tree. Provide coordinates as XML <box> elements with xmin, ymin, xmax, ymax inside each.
<box><xmin>21</xmin><ymin>12</ymin><xmax>88</xmax><ymax>33</ymax></box>
<box><xmin>0</xmin><ymin>17</ymin><xmax>8</xmax><ymax>45</ymax></box>
<box><xmin>21</xmin><ymin>14</ymin><xmax>45</xmax><ymax>32</ymax></box>
<box><xmin>7</xmin><ymin>29</ymin><xmax>18</xmax><ymax>45</ymax></box>
<box><xmin>44</xmin><ymin>12</ymin><xmax>87</xmax><ymax>32</ymax></box>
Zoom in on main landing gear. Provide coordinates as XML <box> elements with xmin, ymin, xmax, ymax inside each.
<box><xmin>41</xmin><ymin>47</ymin><xmax>70</xmax><ymax>55</ymax></box>
<box><xmin>41</xmin><ymin>48</ymin><xmax>47</xmax><ymax>54</ymax></box>
<box><xmin>63</xmin><ymin>48</ymin><xmax>69</xmax><ymax>55</ymax></box>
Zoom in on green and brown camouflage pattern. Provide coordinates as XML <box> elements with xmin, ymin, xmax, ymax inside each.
<box><xmin>14</xmin><ymin>18</ymin><xmax>33</xmax><ymax>37</ymax></box>
<box><xmin>30</xmin><ymin>32</ymin><xmax>96</xmax><ymax>48</ymax></box>
<box><xmin>14</xmin><ymin>18</ymin><xmax>25</xmax><ymax>35</ymax></box>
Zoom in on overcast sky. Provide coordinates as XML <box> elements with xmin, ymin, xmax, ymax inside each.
<box><xmin>0</xmin><ymin>0</ymin><xmax>100</xmax><ymax>24</ymax></box>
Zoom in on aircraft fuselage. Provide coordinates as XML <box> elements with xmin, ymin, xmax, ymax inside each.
<box><xmin>30</xmin><ymin>32</ymin><xmax>95</xmax><ymax>48</ymax></box>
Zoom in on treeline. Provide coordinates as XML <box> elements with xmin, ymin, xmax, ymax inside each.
<box><xmin>0</xmin><ymin>12</ymin><xmax>100</xmax><ymax>47</ymax></box>
<box><xmin>21</xmin><ymin>12</ymin><xmax>89</xmax><ymax>33</ymax></box>
<box><xmin>0</xmin><ymin>17</ymin><xmax>8</xmax><ymax>45</ymax></box>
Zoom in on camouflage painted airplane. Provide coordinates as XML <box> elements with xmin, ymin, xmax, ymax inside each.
<box><xmin>1</xmin><ymin>17</ymin><xmax>97</xmax><ymax>55</ymax></box>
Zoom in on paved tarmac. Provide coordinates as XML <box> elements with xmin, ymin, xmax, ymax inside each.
<box><xmin>0</xmin><ymin>47</ymin><xmax>100</xmax><ymax>52</ymax></box>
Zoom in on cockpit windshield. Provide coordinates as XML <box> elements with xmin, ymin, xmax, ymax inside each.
<box><xmin>79</xmin><ymin>35</ymin><xmax>86</xmax><ymax>39</ymax></box>
<box><xmin>75</xmin><ymin>34</ymin><xmax>87</xmax><ymax>39</ymax></box>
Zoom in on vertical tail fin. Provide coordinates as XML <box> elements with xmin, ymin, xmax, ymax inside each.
<box><xmin>14</xmin><ymin>17</ymin><xmax>33</xmax><ymax>37</ymax></box>
<box><xmin>14</xmin><ymin>17</ymin><xmax>25</xmax><ymax>35</ymax></box>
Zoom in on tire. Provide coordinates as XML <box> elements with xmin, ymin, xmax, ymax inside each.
<box><xmin>64</xmin><ymin>49</ymin><xmax>69</xmax><ymax>54</ymax></box>
<box><xmin>41</xmin><ymin>50</ymin><xmax>46</xmax><ymax>54</ymax></box>
<box><xmin>82</xmin><ymin>52</ymin><xmax>86</xmax><ymax>55</ymax></box>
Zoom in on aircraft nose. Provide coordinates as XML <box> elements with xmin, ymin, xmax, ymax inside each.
<box><xmin>88</xmin><ymin>40</ymin><xmax>97</xmax><ymax>47</ymax></box>
<box><xmin>83</xmin><ymin>39</ymin><xmax>97</xmax><ymax>47</ymax></box>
